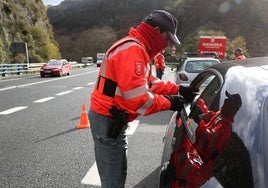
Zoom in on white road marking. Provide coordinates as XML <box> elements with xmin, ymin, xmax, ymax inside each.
<box><xmin>56</xmin><ymin>90</ymin><xmax>73</xmax><ymax>96</ymax></box>
<box><xmin>73</xmin><ymin>87</ymin><xmax>83</xmax><ymax>90</ymax></box>
<box><xmin>81</xmin><ymin>120</ymin><xmax>140</xmax><ymax>186</ymax></box>
<box><xmin>33</xmin><ymin>97</ymin><xmax>55</xmax><ymax>103</ymax></box>
<box><xmin>0</xmin><ymin>70</ymin><xmax>98</xmax><ymax>92</ymax></box>
<box><xmin>0</xmin><ymin>78</ymin><xmax>20</xmax><ymax>82</ymax></box>
<box><xmin>0</xmin><ymin>86</ymin><xmax>16</xmax><ymax>91</ymax></box>
<box><xmin>126</xmin><ymin>120</ymin><xmax>139</xmax><ymax>135</ymax></box>
<box><xmin>81</xmin><ymin>162</ymin><xmax>101</xmax><ymax>186</ymax></box>
<box><xmin>0</xmin><ymin>106</ymin><xmax>28</xmax><ymax>115</ymax></box>
<box><xmin>88</xmin><ymin>82</ymin><xmax>95</xmax><ymax>85</ymax></box>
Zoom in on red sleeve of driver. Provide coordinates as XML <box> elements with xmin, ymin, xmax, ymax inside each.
<box><xmin>115</xmin><ymin>45</ymin><xmax>171</xmax><ymax>116</ymax></box>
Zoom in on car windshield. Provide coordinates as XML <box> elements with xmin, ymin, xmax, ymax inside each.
<box><xmin>185</xmin><ymin>60</ymin><xmax>218</xmax><ymax>73</ymax></box>
<box><xmin>47</xmin><ymin>60</ymin><xmax>61</xmax><ymax>66</ymax></box>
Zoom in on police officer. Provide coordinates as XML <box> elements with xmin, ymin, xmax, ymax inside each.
<box><xmin>154</xmin><ymin>50</ymin><xmax>165</xmax><ymax>79</ymax></box>
<box><xmin>89</xmin><ymin>10</ymin><xmax>199</xmax><ymax>188</ymax></box>
<box><xmin>234</xmin><ymin>48</ymin><xmax>246</xmax><ymax>60</ymax></box>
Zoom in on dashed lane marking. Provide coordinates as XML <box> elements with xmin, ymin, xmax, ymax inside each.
<box><xmin>0</xmin><ymin>106</ymin><xmax>28</xmax><ymax>115</ymax></box>
<box><xmin>126</xmin><ymin>120</ymin><xmax>139</xmax><ymax>135</ymax></box>
<box><xmin>56</xmin><ymin>90</ymin><xmax>73</xmax><ymax>96</ymax></box>
<box><xmin>1</xmin><ymin>87</ymin><xmax>85</xmax><ymax>115</ymax></box>
<box><xmin>81</xmin><ymin>162</ymin><xmax>101</xmax><ymax>186</ymax></box>
<box><xmin>33</xmin><ymin>97</ymin><xmax>55</xmax><ymax>103</ymax></box>
<box><xmin>0</xmin><ymin>86</ymin><xmax>16</xmax><ymax>91</ymax></box>
<box><xmin>73</xmin><ymin>87</ymin><xmax>84</xmax><ymax>90</ymax></box>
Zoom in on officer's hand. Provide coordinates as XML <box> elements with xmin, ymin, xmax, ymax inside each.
<box><xmin>179</xmin><ymin>86</ymin><xmax>199</xmax><ymax>104</ymax></box>
<box><xmin>164</xmin><ymin>95</ymin><xmax>184</xmax><ymax>111</ymax></box>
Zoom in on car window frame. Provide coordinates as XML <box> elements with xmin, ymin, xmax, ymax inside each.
<box><xmin>189</xmin><ymin>68</ymin><xmax>224</xmax><ymax>114</ymax></box>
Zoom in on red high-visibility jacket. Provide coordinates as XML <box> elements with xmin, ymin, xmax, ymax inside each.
<box><xmin>90</xmin><ymin>36</ymin><xmax>179</xmax><ymax>122</ymax></box>
<box><xmin>154</xmin><ymin>53</ymin><xmax>165</xmax><ymax>71</ymax></box>
<box><xmin>235</xmin><ymin>54</ymin><xmax>246</xmax><ymax>60</ymax></box>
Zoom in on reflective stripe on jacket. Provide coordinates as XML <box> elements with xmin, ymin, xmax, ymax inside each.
<box><xmin>90</xmin><ymin>36</ymin><xmax>179</xmax><ymax>121</ymax></box>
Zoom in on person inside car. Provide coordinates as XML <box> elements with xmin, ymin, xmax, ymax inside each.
<box><xmin>162</xmin><ymin>91</ymin><xmax>242</xmax><ymax>187</ymax></box>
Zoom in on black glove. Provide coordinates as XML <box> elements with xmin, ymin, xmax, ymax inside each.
<box><xmin>189</xmin><ymin>98</ymin><xmax>207</xmax><ymax>124</ymax></box>
<box><xmin>179</xmin><ymin>86</ymin><xmax>200</xmax><ymax>104</ymax></box>
<box><xmin>189</xmin><ymin>104</ymin><xmax>203</xmax><ymax>124</ymax></box>
<box><xmin>164</xmin><ymin>95</ymin><xmax>184</xmax><ymax>111</ymax></box>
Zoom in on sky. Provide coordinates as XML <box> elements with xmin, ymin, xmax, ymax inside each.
<box><xmin>42</xmin><ymin>0</ymin><xmax>64</xmax><ymax>6</ymax></box>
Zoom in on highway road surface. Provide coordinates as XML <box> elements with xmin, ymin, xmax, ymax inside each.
<box><xmin>0</xmin><ymin>66</ymin><xmax>175</xmax><ymax>187</ymax></box>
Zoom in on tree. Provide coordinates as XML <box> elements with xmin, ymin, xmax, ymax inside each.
<box><xmin>0</xmin><ymin>27</ymin><xmax>10</xmax><ymax>64</ymax></box>
<box><xmin>70</xmin><ymin>27</ymin><xmax>117</xmax><ymax>61</ymax></box>
<box><xmin>226</xmin><ymin>36</ymin><xmax>249</xmax><ymax>60</ymax></box>
<box><xmin>0</xmin><ymin>39</ymin><xmax>6</xmax><ymax>63</ymax></box>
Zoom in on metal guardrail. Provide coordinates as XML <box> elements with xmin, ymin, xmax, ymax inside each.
<box><xmin>0</xmin><ymin>63</ymin><xmax>29</xmax><ymax>77</ymax></box>
<box><xmin>0</xmin><ymin>62</ymin><xmax>177</xmax><ymax>78</ymax></box>
<box><xmin>0</xmin><ymin>62</ymin><xmax>86</xmax><ymax>77</ymax></box>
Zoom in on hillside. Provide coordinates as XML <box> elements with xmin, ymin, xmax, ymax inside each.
<box><xmin>0</xmin><ymin>0</ymin><xmax>60</xmax><ymax>63</ymax></box>
<box><xmin>47</xmin><ymin>0</ymin><xmax>268</xmax><ymax>61</ymax></box>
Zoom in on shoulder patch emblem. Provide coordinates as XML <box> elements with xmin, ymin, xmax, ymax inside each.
<box><xmin>135</xmin><ymin>62</ymin><xmax>143</xmax><ymax>76</ymax></box>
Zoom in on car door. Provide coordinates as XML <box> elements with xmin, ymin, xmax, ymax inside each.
<box><xmin>160</xmin><ymin>68</ymin><xmax>224</xmax><ymax>187</ymax></box>
<box><xmin>174</xmin><ymin>67</ymin><xmax>253</xmax><ymax>188</ymax></box>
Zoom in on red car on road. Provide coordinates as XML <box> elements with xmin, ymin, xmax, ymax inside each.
<box><xmin>40</xmin><ymin>59</ymin><xmax>71</xmax><ymax>77</ymax></box>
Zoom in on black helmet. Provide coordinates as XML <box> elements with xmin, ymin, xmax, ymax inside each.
<box><xmin>146</xmin><ymin>10</ymin><xmax>180</xmax><ymax>45</ymax></box>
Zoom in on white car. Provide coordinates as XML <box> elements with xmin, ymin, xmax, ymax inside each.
<box><xmin>175</xmin><ymin>57</ymin><xmax>220</xmax><ymax>86</ymax></box>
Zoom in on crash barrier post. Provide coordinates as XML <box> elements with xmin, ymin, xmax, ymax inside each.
<box><xmin>0</xmin><ymin>63</ymin><xmax>28</xmax><ymax>77</ymax></box>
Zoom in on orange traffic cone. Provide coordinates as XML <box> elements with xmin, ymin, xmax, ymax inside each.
<box><xmin>77</xmin><ymin>104</ymin><xmax>90</xmax><ymax>129</ymax></box>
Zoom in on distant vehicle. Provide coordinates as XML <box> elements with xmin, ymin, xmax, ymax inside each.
<box><xmin>81</xmin><ymin>57</ymin><xmax>93</xmax><ymax>65</ymax></box>
<box><xmin>175</xmin><ymin>57</ymin><xmax>220</xmax><ymax>86</ymax></box>
<box><xmin>40</xmin><ymin>59</ymin><xmax>71</xmax><ymax>77</ymax></box>
<box><xmin>160</xmin><ymin>56</ymin><xmax>268</xmax><ymax>188</ymax></box>
<box><xmin>96</xmin><ymin>53</ymin><xmax>105</xmax><ymax>67</ymax></box>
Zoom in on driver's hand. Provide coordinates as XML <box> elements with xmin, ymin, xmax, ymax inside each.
<box><xmin>189</xmin><ymin>98</ymin><xmax>208</xmax><ymax>124</ymax></box>
<box><xmin>179</xmin><ymin>86</ymin><xmax>199</xmax><ymax>104</ymax></box>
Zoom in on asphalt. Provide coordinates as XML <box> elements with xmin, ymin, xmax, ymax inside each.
<box><xmin>152</xmin><ymin>65</ymin><xmax>175</xmax><ymax>82</ymax></box>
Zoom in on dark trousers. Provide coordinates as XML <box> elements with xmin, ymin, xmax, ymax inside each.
<box><xmin>156</xmin><ymin>69</ymin><xmax>163</xmax><ymax>80</ymax></box>
<box><xmin>89</xmin><ymin>109</ymin><xmax>128</xmax><ymax>188</ymax></box>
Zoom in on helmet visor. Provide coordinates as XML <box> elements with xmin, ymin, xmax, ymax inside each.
<box><xmin>168</xmin><ymin>31</ymin><xmax>180</xmax><ymax>45</ymax></box>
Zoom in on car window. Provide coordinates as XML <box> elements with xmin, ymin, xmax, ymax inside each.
<box><xmin>199</xmin><ymin>76</ymin><xmax>221</xmax><ymax>110</ymax></box>
<box><xmin>185</xmin><ymin>60</ymin><xmax>218</xmax><ymax>73</ymax></box>
<box><xmin>182</xmin><ymin>71</ymin><xmax>223</xmax><ymax>144</ymax></box>
<box><xmin>190</xmin><ymin>69</ymin><xmax>223</xmax><ymax>112</ymax></box>
<box><xmin>47</xmin><ymin>60</ymin><xmax>60</xmax><ymax>66</ymax></box>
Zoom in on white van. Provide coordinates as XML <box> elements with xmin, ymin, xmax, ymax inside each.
<box><xmin>81</xmin><ymin>57</ymin><xmax>93</xmax><ymax>65</ymax></box>
<box><xmin>96</xmin><ymin>53</ymin><xmax>105</xmax><ymax>67</ymax></box>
